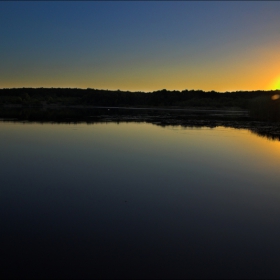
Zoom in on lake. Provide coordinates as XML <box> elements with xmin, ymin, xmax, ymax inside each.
<box><xmin>1</xmin><ymin>120</ymin><xmax>280</xmax><ymax>279</ymax></box>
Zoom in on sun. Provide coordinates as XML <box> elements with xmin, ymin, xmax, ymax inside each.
<box><xmin>270</xmin><ymin>76</ymin><xmax>280</xmax><ymax>90</ymax></box>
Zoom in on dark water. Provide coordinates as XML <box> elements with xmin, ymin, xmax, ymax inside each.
<box><xmin>1</xmin><ymin>121</ymin><xmax>280</xmax><ymax>279</ymax></box>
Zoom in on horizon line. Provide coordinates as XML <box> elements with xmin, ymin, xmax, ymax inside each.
<box><xmin>1</xmin><ymin>87</ymin><xmax>280</xmax><ymax>94</ymax></box>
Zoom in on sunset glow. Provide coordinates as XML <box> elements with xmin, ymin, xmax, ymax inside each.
<box><xmin>1</xmin><ymin>2</ymin><xmax>280</xmax><ymax>92</ymax></box>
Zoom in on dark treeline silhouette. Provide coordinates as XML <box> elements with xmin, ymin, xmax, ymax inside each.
<box><xmin>1</xmin><ymin>87</ymin><xmax>280</xmax><ymax>121</ymax></box>
<box><xmin>248</xmin><ymin>95</ymin><xmax>280</xmax><ymax>121</ymax></box>
<box><xmin>0</xmin><ymin>87</ymin><xmax>279</xmax><ymax>107</ymax></box>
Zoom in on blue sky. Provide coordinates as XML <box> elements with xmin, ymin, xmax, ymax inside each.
<box><xmin>1</xmin><ymin>1</ymin><xmax>280</xmax><ymax>91</ymax></box>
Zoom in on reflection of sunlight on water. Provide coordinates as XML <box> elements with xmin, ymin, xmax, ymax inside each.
<box><xmin>166</xmin><ymin>126</ymin><xmax>216</xmax><ymax>135</ymax></box>
<box><xmin>166</xmin><ymin>126</ymin><xmax>243</xmax><ymax>137</ymax></box>
<box><xmin>167</xmin><ymin>126</ymin><xmax>214</xmax><ymax>131</ymax></box>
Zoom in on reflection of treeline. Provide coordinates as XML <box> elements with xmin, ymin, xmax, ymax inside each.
<box><xmin>1</xmin><ymin>88</ymin><xmax>280</xmax><ymax>121</ymax></box>
<box><xmin>1</xmin><ymin>107</ymin><xmax>279</xmax><ymax>141</ymax></box>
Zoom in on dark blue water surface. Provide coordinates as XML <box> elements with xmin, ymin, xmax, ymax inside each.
<box><xmin>1</xmin><ymin>121</ymin><xmax>280</xmax><ymax>279</ymax></box>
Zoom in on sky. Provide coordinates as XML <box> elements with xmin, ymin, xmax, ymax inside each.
<box><xmin>1</xmin><ymin>1</ymin><xmax>280</xmax><ymax>92</ymax></box>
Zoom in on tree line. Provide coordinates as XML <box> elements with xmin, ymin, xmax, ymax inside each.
<box><xmin>1</xmin><ymin>87</ymin><xmax>279</xmax><ymax>107</ymax></box>
<box><xmin>1</xmin><ymin>87</ymin><xmax>280</xmax><ymax>121</ymax></box>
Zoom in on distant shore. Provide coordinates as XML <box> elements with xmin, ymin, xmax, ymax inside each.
<box><xmin>0</xmin><ymin>87</ymin><xmax>279</xmax><ymax>109</ymax></box>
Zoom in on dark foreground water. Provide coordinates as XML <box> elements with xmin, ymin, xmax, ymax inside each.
<box><xmin>1</xmin><ymin>121</ymin><xmax>280</xmax><ymax>279</ymax></box>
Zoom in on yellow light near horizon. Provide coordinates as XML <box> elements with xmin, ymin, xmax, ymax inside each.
<box><xmin>270</xmin><ymin>76</ymin><xmax>280</xmax><ymax>90</ymax></box>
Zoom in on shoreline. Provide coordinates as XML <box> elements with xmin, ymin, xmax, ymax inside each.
<box><xmin>0</xmin><ymin>106</ymin><xmax>280</xmax><ymax>140</ymax></box>
<box><xmin>1</xmin><ymin>103</ymin><xmax>247</xmax><ymax>111</ymax></box>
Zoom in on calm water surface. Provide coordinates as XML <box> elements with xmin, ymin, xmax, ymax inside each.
<box><xmin>1</xmin><ymin>121</ymin><xmax>280</xmax><ymax>279</ymax></box>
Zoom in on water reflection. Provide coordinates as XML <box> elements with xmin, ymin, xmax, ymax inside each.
<box><xmin>0</xmin><ymin>107</ymin><xmax>280</xmax><ymax>141</ymax></box>
<box><xmin>1</xmin><ymin>115</ymin><xmax>280</xmax><ymax>279</ymax></box>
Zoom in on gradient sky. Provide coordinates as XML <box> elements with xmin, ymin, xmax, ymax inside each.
<box><xmin>1</xmin><ymin>1</ymin><xmax>280</xmax><ymax>92</ymax></box>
